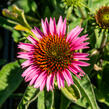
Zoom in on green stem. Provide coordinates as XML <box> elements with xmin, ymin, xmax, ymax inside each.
<box><xmin>25</xmin><ymin>90</ymin><xmax>40</xmax><ymax>109</ymax></box>
<box><xmin>78</xmin><ymin>6</ymin><xmax>86</xmax><ymax>19</ymax></box>
<box><xmin>100</xmin><ymin>29</ymin><xmax>107</xmax><ymax>50</ymax></box>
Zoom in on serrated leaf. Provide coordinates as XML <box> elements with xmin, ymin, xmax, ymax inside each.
<box><xmin>72</xmin><ymin>74</ymin><xmax>99</xmax><ymax>109</ymax></box>
<box><xmin>0</xmin><ymin>60</ymin><xmax>23</xmax><ymax>105</ymax></box>
<box><xmin>38</xmin><ymin>91</ymin><xmax>45</xmax><ymax>109</ymax></box>
<box><xmin>17</xmin><ymin>85</ymin><xmax>39</xmax><ymax>109</ymax></box>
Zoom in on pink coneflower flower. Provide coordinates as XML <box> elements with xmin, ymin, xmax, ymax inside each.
<box><xmin>17</xmin><ymin>16</ymin><xmax>90</xmax><ymax>91</ymax></box>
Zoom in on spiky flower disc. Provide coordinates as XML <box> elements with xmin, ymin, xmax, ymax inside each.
<box><xmin>17</xmin><ymin>16</ymin><xmax>90</xmax><ymax>91</ymax></box>
<box><xmin>95</xmin><ymin>6</ymin><xmax>109</xmax><ymax>28</ymax></box>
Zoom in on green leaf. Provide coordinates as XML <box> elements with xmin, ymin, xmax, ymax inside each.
<box><xmin>45</xmin><ymin>91</ymin><xmax>54</xmax><ymax>109</ymax></box>
<box><xmin>61</xmin><ymin>83</ymin><xmax>81</xmax><ymax>102</ymax></box>
<box><xmin>12</xmin><ymin>30</ymin><xmax>21</xmax><ymax>42</ymax></box>
<box><xmin>14</xmin><ymin>0</ymin><xmax>31</xmax><ymax>13</ymax></box>
<box><xmin>88</xmin><ymin>0</ymin><xmax>92</xmax><ymax>9</ymax></box>
<box><xmin>0</xmin><ymin>60</ymin><xmax>23</xmax><ymax>105</ymax></box>
<box><xmin>68</xmin><ymin>18</ymin><xmax>81</xmax><ymax>32</ymax></box>
<box><xmin>95</xmin><ymin>29</ymin><xmax>104</xmax><ymax>48</ymax></box>
<box><xmin>60</xmin><ymin>93</ymin><xmax>71</xmax><ymax>109</ymax></box>
<box><xmin>72</xmin><ymin>74</ymin><xmax>99</xmax><ymax>109</ymax></box>
<box><xmin>96</xmin><ymin>61</ymin><xmax>109</xmax><ymax>106</ymax></box>
<box><xmin>0</xmin><ymin>16</ymin><xmax>15</xmax><ymax>31</ymax></box>
<box><xmin>83</xmin><ymin>49</ymin><xmax>100</xmax><ymax>74</ymax></box>
<box><xmin>38</xmin><ymin>91</ymin><xmax>45</xmax><ymax>109</ymax></box>
<box><xmin>17</xmin><ymin>85</ymin><xmax>39</xmax><ymax>109</ymax></box>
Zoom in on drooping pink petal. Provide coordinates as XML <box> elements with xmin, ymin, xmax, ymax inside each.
<box><xmin>72</xmin><ymin>64</ymin><xmax>85</xmax><ymax>75</ymax></box>
<box><xmin>62</xmin><ymin>70</ymin><xmax>73</xmax><ymax>86</ymax></box>
<box><xmin>46</xmin><ymin>73</ymin><xmax>55</xmax><ymax>91</ymax></box>
<box><xmin>22</xmin><ymin>65</ymin><xmax>36</xmax><ymax>77</ymax></box>
<box><xmin>59</xmin><ymin>72</ymin><xmax>64</xmax><ymax>88</ymax></box>
<box><xmin>29</xmin><ymin>74</ymin><xmax>39</xmax><ymax>85</ymax></box>
<box><xmin>68</xmin><ymin>65</ymin><xmax>81</xmax><ymax>79</ymax></box>
<box><xmin>56</xmin><ymin>71</ymin><xmax>61</xmax><ymax>89</ymax></box>
<box><xmin>25</xmin><ymin>68</ymin><xmax>40</xmax><ymax>81</ymax></box>
<box><xmin>18</xmin><ymin>42</ymin><xmax>34</xmax><ymax>51</ymax></box>
<box><xmin>40</xmin><ymin>78</ymin><xmax>47</xmax><ymax>91</ymax></box>
<box><xmin>34</xmin><ymin>71</ymin><xmax>47</xmax><ymax>89</ymax></box>
<box><xmin>40</xmin><ymin>77</ymin><xmax>47</xmax><ymax>91</ymax></box>
<box><xmin>21</xmin><ymin>60</ymin><xmax>32</xmax><ymax>68</ymax></box>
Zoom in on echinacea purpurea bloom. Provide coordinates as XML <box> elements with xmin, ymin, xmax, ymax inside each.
<box><xmin>17</xmin><ymin>16</ymin><xmax>90</xmax><ymax>91</ymax></box>
<box><xmin>95</xmin><ymin>6</ymin><xmax>109</xmax><ymax>28</ymax></box>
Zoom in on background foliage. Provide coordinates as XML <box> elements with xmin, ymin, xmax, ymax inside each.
<box><xmin>0</xmin><ymin>0</ymin><xmax>109</xmax><ymax>109</ymax></box>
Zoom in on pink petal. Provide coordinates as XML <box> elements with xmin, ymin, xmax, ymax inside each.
<box><xmin>29</xmin><ymin>74</ymin><xmax>39</xmax><ymax>85</ymax></box>
<box><xmin>25</xmin><ymin>68</ymin><xmax>40</xmax><ymax>81</ymax></box>
<box><xmin>59</xmin><ymin>72</ymin><xmax>64</xmax><ymax>88</ymax></box>
<box><xmin>41</xmin><ymin>19</ymin><xmax>49</xmax><ymax>35</ymax></box>
<box><xmin>70</xmin><ymin>34</ymin><xmax>88</xmax><ymax>46</ymax></box>
<box><xmin>34</xmin><ymin>71</ymin><xmax>47</xmax><ymax>88</ymax></box>
<box><xmin>21</xmin><ymin>60</ymin><xmax>32</xmax><ymax>68</ymax></box>
<box><xmin>40</xmin><ymin>78</ymin><xmax>46</xmax><ymax>91</ymax></box>
<box><xmin>73</xmin><ymin>53</ymin><xmax>89</xmax><ymax>57</ymax></box>
<box><xmin>68</xmin><ymin>65</ymin><xmax>81</xmax><ymax>79</ymax></box>
<box><xmin>46</xmin><ymin>73</ymin><xmax>53</xmax><ymax>91</ymax></box>
<box><xmin>50</xmin><ymin>17</ymin><xmax>54</xmax><ymax>35</ymax></box>
<box><xmin>27</xmin><ymin>36</ymin><xmax>38</xmax><ymax>45</ymax></box>
<box><xmin>22</xmin><ymin>65</ymin><xmax>35</xmax><ymax>77</ymax></box>
<box><xmin>53</xmin><ymin>18</ymin><xmax>57</xmax><ymax>34</ymax></box>
<box><xmin>73</xmin><ymin>53</ymin><xmax>89</xmax><ymax>60</ymax></box>
<box><xmin>18</xmin><ymin>42</ymin><xmax>34</xmax><ymax>51</ymax></box>
<box><xmin>45</xmin><ymin>17</ymin><xmax>50</xmax><ymax>35</ymax></box>
<box><xmin>32</xmin><ymin>29</ymin><xmax>42</xmax><ymax>39</ymax></box>
<box><xmin>72</xmin><ymin>61</ymin><xmax>90</xmax><ymax>66</ymax></box>
<box><xmin>56</xmin><ymin>71</ymin><xmax>61</xmax><ymax>89</ymax></box>
<box><xmin>62</xmin><ymin>18</ymin><xmax>66</xmax><ymax>36</ymax></box>
<box><xmin>17</xmin><ymin>52</ymin><xmax>33</xmax><ymax>59</ymax></box>
<box><xmin>57</xmin><ymin>16</ymin><xmax>63</xmax><ymax>36</ymax></box>
<box><xmin>72</xmin><ymin>64</ymin><xmax>85</xmax><ymax>75</ymax></box>
<box><xmin>71</xmin><ymin>42</ymin><xmax>89</xmax><ymax>50</ymax></box>
<box><xmin>56</xmin><ymin>71</ymin><xmax>64</xmax><ymax>88</ymax></box>
<box><xmin>62</xmin><ymin>70</ymin><xmax>73</xmax><ymax>86</ymax></box>
<box><xmin>34</xmin><ymin>26</ymin><xmax>44</xmax><ymax>37</ymax></box>
<box><xmin>66</xmin><ymin>26</ymin><xmax>83</xmax><ymax>42</ymax></box>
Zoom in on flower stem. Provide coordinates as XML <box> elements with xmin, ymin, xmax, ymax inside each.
<box><xmin>78</xmin><ymin>6</ymin><xmax>86</xmax><ymax>19</ymax></box>
<box><xmin>100</xmin><ymin>29</ymin><xmax>107</xmax><ymax>50</ymax></box>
